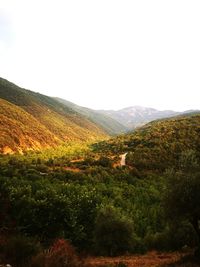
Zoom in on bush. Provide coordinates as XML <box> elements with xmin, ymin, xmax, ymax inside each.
<box><xmin>144</xmin><ymin>222</ymin><xmax>197</xmax><ymax>251</ymax></box>
<box><xmin>144</xmin><ymin>231</ymin><xmax>170</xmax><ymax>251</ymax></box>
<box><xmin>31</xmin><ymin>252</ymin><xmax>46</xmax><ymax>267</ymax></box>
<box><xmin>99</xmin><ymin>263</ymin><xmax>128</xmax><ymax>267</ymax></box>
<box><xmin>1</xmin><ymin>234</ymin><xmax>41</xmax><ymax>267</ymax></box>
<box><xmin>45</xmin><ymin>239</ymin><xmax>81</xmax><ymax>267</ymax></box>
<box><xmin>170</xmin><ymin>222</ymin><xmax>197</xmax><ymax>250</ymax></box>
<box><xmin>94</xmin><ymin>206</ymin><xmax>136</xmax><ymax>256</ymax></box>
<box><xmin>117</xmin><ymin>263</ymin><xmax>128</xmax><ymax>267</ymax></box>
<box><xmin>97</xmin><ymin>157</ymin><xmax>112</xmax><ymax>167</ymax></box>
<box><xmin>31</xmin><ymin>239</ymin><xmax>87</xmax><ymax>267</ymax></box>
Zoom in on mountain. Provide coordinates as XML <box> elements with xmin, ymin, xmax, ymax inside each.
<box><xmin>93</xmin><ymin>113</ymin><xmax>200</xmax><ymax>173</ymax></box>
<box><xmin>55</xmin><ymin>98</ymin><xmax>128</xmax><ymax>135</ymax></box>
<box><xmin>98</xmin><ymin>106</ymin><xmax>199</xmax><ymax>129</ymax></box>
<box><xmin>0</xmin><ymin>98</ymin><xmax>58</xmax><ymax>154</ymax></box>
<box><xmin>0</xmin><ymin>77</ymin><xmax>107</xmax><ymax>153</ymax></box>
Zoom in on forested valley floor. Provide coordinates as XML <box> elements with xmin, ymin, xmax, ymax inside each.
<box><xmin>0</xmin><ymin>114</ymin><xmax>200</xmax><ymax>267</ymax></box>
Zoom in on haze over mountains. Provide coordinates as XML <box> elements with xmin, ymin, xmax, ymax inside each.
<box><xmin>55</xmin><ymin>97</ymin><xmax>128</xmax><ymax>135</ymax></box>
<box><xmin>0</xmin><ymin>77</ymin><xmax>199</xmax><ymax>154</ymax></box>
<box><xmin>98</xmin><ymin>106</ymin><xmax>199</xmax><ymax>129</ymax></box>
<box><xmin>56</xmin><ymin>99</ymin><xmax>199</xmax><ymax>131</ymax></box>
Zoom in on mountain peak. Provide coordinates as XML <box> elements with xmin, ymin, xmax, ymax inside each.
<box><xmin>99</xmin><ymin>106</ymin><xmax>199</xmax><ymax>129</ymax></box>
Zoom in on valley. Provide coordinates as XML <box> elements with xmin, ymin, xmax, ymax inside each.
<box><xmin>1</xmin><ymin>77</ymin><xmax>198</xmax><ymax>155</ymax></box>
<box><xmin>0</xmin><ymin>78</ymin><xmax>200</xmax><ymax>267</ymax></box>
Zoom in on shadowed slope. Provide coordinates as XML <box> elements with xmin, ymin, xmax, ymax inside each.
<box><xmin>55</xmin><ymin>97</ymin><xmax>128</xmax><ymax>135</ymax></box>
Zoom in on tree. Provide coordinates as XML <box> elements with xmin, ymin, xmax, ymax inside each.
<box><xmin>94</xmin><ymin>206</ymin><xmax>136</xmax><ymax>256</ymax></box>
<box><xmin>164</xmin><ymin>150</ymin><xmax>200</xmax><ymax>255</ymax></box>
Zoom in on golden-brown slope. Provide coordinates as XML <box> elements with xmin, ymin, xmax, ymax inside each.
<box><xmin>0</xmin><ymin>78</ymin><xmax>107</xmax><ymax>153</ymax></box>
<box><xmin>0</xmin><ymin>98</ymin><xmax>59</xmax><ymax>153</ymax></box>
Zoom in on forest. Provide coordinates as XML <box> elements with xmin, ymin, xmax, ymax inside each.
<box><xmin>0</xmin><ymin>114</ymin><xmax>200</xmax><ymax>267</ymax></box>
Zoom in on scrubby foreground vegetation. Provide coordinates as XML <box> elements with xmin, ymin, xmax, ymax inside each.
<box><xmin>0</xmin><ymin>114</ymin><xmax>200</xmax><ymax>266</ymax></box>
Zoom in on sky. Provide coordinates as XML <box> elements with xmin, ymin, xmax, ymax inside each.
<box><xmin>0</xmin><ymin>0</ymin><xmax>200</xmax><ymax>111</ymax></box>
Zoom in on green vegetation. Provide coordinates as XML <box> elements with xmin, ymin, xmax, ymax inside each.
<box><xmin>0</xmin><ymin>155</ymin><xmax>166</xmax><ymax>250</ymax></box>
<box><xmin>0</xmin><ymin>146</ymin><xmax>199</xmax><ymax>265</ymax></box>
<box><xmin>94</xmin><ymin>206</ymin><xmax>143</xmax><ymax>256</ymax></box>
<box><xmin>0</xmin><ymin>89</ymin><xmax>200</xmax><ymax>266</ymax></box>
<box><xmin>93</xmin><ymin>114</ymin><xmax>200</xmax><ymax>174</ymax></box>
<box><xmin>164</xmin><ymin>150</ymin><xmax>200</xmax><ymax>255</ymax></box>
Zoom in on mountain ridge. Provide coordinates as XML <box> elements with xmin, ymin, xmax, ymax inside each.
<box><xmin>55</xmin><ymin>97</ymin><xmax>129</xmax><ymax>135</ymax></box>
<box><xmin>98</xmin><ymin>105</ymin><xmax>199</xmax><ymax>129</ymax></box>
<box><xmin>1</xmin><ymin>77</ymin><xmax>199</xmax><ymax>154</ymax></box>
<box><xmin>0</xmin><ymin>77</ymin><xmax>107</xmax><ymax>153</ymax></box>
<box><xmin>93</xmin><ymin>112</ymin><xmax>200</xmax><ymax>173</ymax></box>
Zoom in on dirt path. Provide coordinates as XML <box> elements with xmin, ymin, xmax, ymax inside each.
<box><xmin>120</xmin><ymin>153</ymin><xmax>128</xmax><ymax>166</ymax></box>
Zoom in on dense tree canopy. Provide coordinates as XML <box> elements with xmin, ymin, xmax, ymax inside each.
<box><xmin>164</xmin><ymin>150</ymin><xmax>200</xmax><ymax>254</ymax></box>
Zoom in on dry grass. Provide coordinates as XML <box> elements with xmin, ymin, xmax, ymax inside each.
<box><xmin>85</xmin><ymin>251</ymin><xmax>199</xmax><ymax>267</ymax></box>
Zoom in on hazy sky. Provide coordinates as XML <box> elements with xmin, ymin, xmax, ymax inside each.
<box><xmin>0</xmin><ymin>0</ymin><xmax>200</xmax><ymax>111</ymax></box>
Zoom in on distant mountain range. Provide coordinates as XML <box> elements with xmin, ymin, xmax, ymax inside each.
<box><xmin>98</xmin><ymin>106</ymin><xmax>199</xmax><ymax>129</ymax></box>
<box><xmin>0</xmin><ymin>77</ymin><xmax>199</xmax><ymax>154</ymax></box>
<box><xmin>55</xmin><ymin>98</ymin><xmax>128</xmax><ymax>135</ymax></box>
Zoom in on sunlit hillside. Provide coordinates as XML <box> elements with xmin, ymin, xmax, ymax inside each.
<box><xmin>93</xmin><ymin>113</ymin><xmax>200</xmax><ymax>173</ymax></box>
<box><xmin>0</xmin><ymin>78</ymin><xmax>108</xmax><ymax>153</ymax></box>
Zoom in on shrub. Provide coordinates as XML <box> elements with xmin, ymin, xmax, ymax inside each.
<box><xmin>144</xmin><ymin>222</ymin><xmax>197</xmax><ymax>251</ymax></box>
<box><xmin>117</xmin><ymin>262</ymin><xmax>128</xmax><ymax>267</ymax></box>
<box><xmin>94</xmin><ymin>206</ymin><xmax>136</xmax><ymax>256</ymax></box>
<box><xmin>2</xmin><ymin>234</ymin><xmax>41</xmax><ymax>267</ymax></box>
<box><xmin>97</xmin><ymin>157</ymin><xmax>112</xmax><ymax>167</ymax></box>
<box><xmin>99</xmin><ymin>263</ymin><xmax>128</xmax><ymax>267</ymax></box>
<box><xmin>45</xmin><ymin>239</ymin><xmax>81</xmax><ymax>267</ymax></box>
<box><xmin>31</xmin><ymin>252</ymin><xmax>46</xmax><ymax>267</ymax></box>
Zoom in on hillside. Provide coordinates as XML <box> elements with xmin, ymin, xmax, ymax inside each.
<box><xmin>0</xmin><ymin>78</ymin><xmax>107</xmax><ymax>153</ymax></box>
<box><xmin>99</xmin><ymin>106</ymin><xmax>199</xmax><ymax>129</ymax></box>
<box><xmin>93</xmin><ymin>113</ymin><xmax>200</xmax><ymax>172</ymax></box>
<box><xmin>1</xmin><ymin>97</ymin><xmax>200</xmax><ymax>265</ymax></box>
<box><xmin>55</xmin><ymin>97</ymin><xmax>128</xmax><ymax>135</ymax></box>
<box><xmin>0</xmin><ymin>98</ymin><xmax>59</xmax><ymax>154</ymax></box>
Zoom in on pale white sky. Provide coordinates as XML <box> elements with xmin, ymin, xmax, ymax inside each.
<box><xmin>0</xmin><ymin>0</ymin><xmax>200</xmax><ymax>111</ymax></box>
